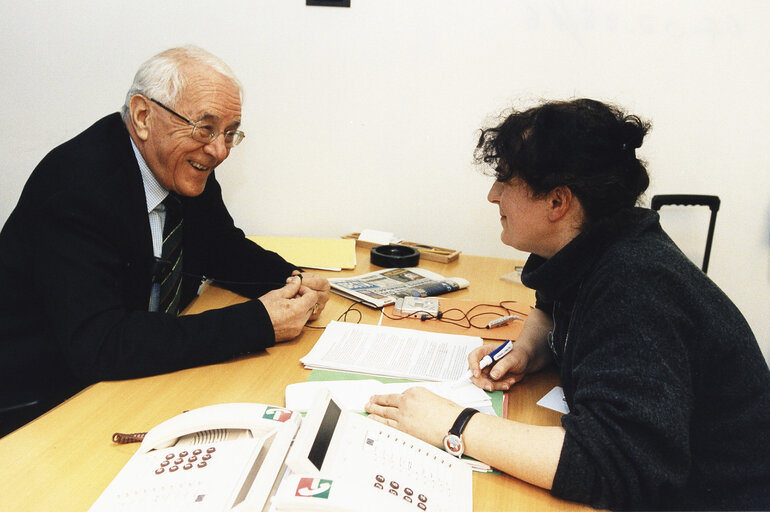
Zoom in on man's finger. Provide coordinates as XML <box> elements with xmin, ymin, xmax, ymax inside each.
<box><xmin>279</xmin><ymin>276</ymin><xmax>302</xmax><ymax>297</ymax></box>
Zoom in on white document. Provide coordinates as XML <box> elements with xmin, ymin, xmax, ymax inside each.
<box><xmin>537</xmin><ymin>386</ymin><xmax>570</xmax><ymax>414</ymax></box>
<box><xmin>357</xmin><ymin>229</ymin><xmax>399</xmax><ymax>246</ymax></box>
<box><xmin>285</xmin><ymin>379</ymin><xmax>493</xmax><ymax>414</ymax></box>
<box><xmin>299</xmin><ymin>322</ymin><xmax>483</xmax><ymax>381</ymax></box>
<box><xmin>272</xmin><ymin>392</ymin><xmax>472</xmax><ymax>511</ymax></box>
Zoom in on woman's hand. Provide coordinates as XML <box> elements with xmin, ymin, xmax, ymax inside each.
<box><xmin>365</xmin><ymin>387</ymin><xmax>464</xmax><ymax>447</ymax></box>
<box><xmin>470</xmin><ymin>308</ymin><xmax>556</xmax><ymax>391</ymax></box>
<box><xmin>468</xmin><ymin>343</ymin><xmax>534</xmax><ymax>391</ymax></box>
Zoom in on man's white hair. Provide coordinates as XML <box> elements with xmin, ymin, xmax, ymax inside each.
<box><xmin>121</xmin><ymin>45</ymin><xmax>243</xmax><ymax>120</ymax></box>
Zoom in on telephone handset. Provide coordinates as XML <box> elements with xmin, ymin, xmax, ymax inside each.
<box><xmin>89</xmin><ymin>402</ymin><xmax>300</xmax><ymax>512</ymax></box>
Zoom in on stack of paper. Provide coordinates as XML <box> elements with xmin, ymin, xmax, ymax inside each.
<box><xmin>299</xmin><ymin>322</ymin><xmax>482</xmax><ymax>381</ymax></box>
<box><xmin>296</xmin><ymin>324</ymin><xmax>495</xmax><ymax>474</ymax></box>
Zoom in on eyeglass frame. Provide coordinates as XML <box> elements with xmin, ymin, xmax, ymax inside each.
<box><xmin>149</xmin><ymin>98</ymin><xmax>245</xmax><ymax>148</ymax></box>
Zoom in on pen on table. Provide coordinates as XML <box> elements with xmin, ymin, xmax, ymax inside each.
<box><xmin>455</xmin><ymin>339</ymin><xmax>514</xmax><ymax>384</ymax></box>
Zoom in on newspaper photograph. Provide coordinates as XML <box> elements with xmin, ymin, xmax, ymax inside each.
<box><xmin>328</xmin><ymin>267</ymin><xmax>469</xmax><ymax>308</ymax></box>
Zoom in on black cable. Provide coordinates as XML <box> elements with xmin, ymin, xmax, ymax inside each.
<box><xmin>338</xmin><ymin>300</ymin><xmax>364</xmax><ymax>324</ymax></box>
<box><xmin>302</xmin><ymin>298</ymin><xmax>365</xmax><ymax>331</ymax></box>
<box><xmin>377</xmin><ymin>301</ymin><xmax>531</xmax><ymax>330</ymax></box>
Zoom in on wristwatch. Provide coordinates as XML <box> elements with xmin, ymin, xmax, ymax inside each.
<box><xmin>443</xmin><ymin>407</ymin><xmax>479</xmax><ymax>457</ymax></box>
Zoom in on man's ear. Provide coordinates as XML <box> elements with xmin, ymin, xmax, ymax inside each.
<box><xmin>546</xmin><ymin>186</ymin><xmax>574</xmax><ymax>222</ymax></box>
<box><xmin>128</xmin><ymin>95</ymin><xmax>151</xmax><ymax>141</ymax></box>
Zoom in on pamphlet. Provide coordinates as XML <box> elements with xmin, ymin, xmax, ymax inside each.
<box><xmin>328</xmin><ymin>267</ymin><xmax>469</xmax><ymax>308</ymax></box>
<box><xmin>272</xmin><ymin>392</ymin><xmax>473</xmax><ymax>511</ymax></box>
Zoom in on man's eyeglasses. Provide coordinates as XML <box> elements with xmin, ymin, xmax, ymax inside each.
<box><xmin>150</xmin><ymin>98</ymin><xmax>245</xmax><ymax>148</ymax></box>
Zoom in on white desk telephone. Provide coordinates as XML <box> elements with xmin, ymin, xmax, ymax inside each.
<box><xmin>90</xmin><ymin>397</ymin><xmax>471</xmax><ymax>512</ymax></box>
<box><xmin>89</xmin><ymin>402</ymin><xmax>300</xmax><ymax>512</ymax></box>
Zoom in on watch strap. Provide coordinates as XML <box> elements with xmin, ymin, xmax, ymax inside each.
<box><xmin>449</xmin><ymin>407</ymin><xmax>479</xmax><ymax>436</ymax></box>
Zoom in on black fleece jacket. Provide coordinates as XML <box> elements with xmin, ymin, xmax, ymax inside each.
<box><xmin>521</xmin><ymin>208</ymin><xmax>770</xmax><ymax>510</ymax></box>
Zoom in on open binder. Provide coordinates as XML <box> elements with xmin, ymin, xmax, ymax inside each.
<box><xmin>274</xmin><ymin>390</ymin><xmax>472</xmax><ymax>511</ymax></box>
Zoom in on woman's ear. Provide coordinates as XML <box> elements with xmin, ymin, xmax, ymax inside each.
<box><xmin>547</xmin><ymin>186</ymin><xmax>574</xmax><ymax>222</ymax></box>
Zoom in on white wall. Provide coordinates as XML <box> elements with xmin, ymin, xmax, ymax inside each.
<box><xmin>1</xmin><ymin>1</ymin><xmax>768</xmax><ymax>362</ymax></box>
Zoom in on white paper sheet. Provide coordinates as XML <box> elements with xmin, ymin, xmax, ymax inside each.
<box><xmin>357</xmin><ymin>229</ymin><xmax>398</xmax><ymax>245</ymax></box>
<box><xmin>536</xmin><ymin>386</ymin><xmax>570</xmax><ymax>414</ymax></box>
<box><xmin>299</xmin><ymin>322</ymin><xmax>483</xmax><ymax>381</ymax></box>
<box><xmin>285</xmin><ymin>379</ymin><xmax>492</xmax><ymax>414</ymax></box>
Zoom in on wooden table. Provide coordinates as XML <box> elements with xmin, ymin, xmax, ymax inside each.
<box><xmin>0</xmin><ymin>247</ymin><xmax>592</xmax><ymax>511</ymax></box>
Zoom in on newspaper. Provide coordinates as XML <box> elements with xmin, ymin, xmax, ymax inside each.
<box><xmin>328</xmin><ymin>267</ymin><xmax>469</xmax><ymax>308</ymax></box>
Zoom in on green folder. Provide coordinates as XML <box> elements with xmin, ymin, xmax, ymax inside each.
<box><xmin>307</xmin><ymin>369</ymin><xmax>506</xmax><ymax>418</ymax></box>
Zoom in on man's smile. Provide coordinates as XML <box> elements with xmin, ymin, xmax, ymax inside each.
<box><xmin>189</xmin><ymin>160</ymin><xmax>213</xmax><ymax>172</ymax></box>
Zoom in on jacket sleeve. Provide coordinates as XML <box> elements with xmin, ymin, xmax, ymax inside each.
<box><xmin>185</xmin><ymin>173</ymin><xmax>300</xmax><ymax>300</ymax></box>
<box><xmin>33</xmin><ymin>176</ymin><xmax>281</xmax><ymax>384</ymax></box>
<box><xmin>549</xmin><ymin>259</ymin><xmax>695</xmax><ymax>510</ymax></box>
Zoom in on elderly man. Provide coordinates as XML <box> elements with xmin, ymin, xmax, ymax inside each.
<box><xmin>0</xmin><ymin>46</ymin><xmax>330</xmax><ymax>435</ymax></box>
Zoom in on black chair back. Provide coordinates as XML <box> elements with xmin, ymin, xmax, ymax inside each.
<box><xmin>651</xmin><ymin>194</ymin><xmax>720</xmax><ymax>273</ymax></box>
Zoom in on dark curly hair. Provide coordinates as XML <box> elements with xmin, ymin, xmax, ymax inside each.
<box><xmin>474</xmin><ymin>98</ymin><xmax>651</xmax><ymax>225</ymax></box>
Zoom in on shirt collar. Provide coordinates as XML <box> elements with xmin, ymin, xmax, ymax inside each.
<box><xmin>130</xmin><ymin>138</ymin><xmax>169</xmax><ymax>213</ymax></box>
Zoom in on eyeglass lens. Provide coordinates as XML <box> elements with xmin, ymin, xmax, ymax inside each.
<box><xmin>191</xmin><ymin>124</ymin><xmax>244</xmax><ymax>148</ymax></box>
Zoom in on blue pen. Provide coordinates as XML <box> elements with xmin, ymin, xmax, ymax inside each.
<box><xmin>456</xmin><ymin>339</ymin><xmax>514</xmax><ymax>383</ymax></box>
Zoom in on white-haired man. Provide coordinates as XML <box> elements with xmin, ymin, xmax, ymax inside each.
<box><xmin>0</xmin><ymin>46</ymin><xmax>329</xmax><ymax>436</ymax></box>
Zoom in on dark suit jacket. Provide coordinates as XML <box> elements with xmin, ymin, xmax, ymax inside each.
<box><xmin>0</xmin><ymin>113</ymin><xmax>299</xmax><ymax>411</ymax></box>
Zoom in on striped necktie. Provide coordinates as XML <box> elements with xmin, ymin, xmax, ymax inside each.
<box><xmin>158</xmin><ymin>193</ymin><xmax>183</xmax><ymax>315</ymax></box>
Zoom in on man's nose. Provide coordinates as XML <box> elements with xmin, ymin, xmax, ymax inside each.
<box><xmin>204</xmin><ymin>133</ymin><xmax>229</xmax><ymax>161</ymax></box>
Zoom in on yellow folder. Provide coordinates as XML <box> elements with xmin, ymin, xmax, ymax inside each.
<box><xmin>247</xmin><ymin>236</ymin><xmax>356</xmax><ymax>271</ymax></box>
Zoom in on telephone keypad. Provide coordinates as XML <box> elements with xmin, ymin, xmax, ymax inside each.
<box><xmin>153</xmin><ymin>447</ymin><xmax>215</xmax><ymax>476</ymax></box>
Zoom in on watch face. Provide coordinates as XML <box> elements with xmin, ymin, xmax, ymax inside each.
<box><xmin>443</xmin><ymin>433</ymin><xmax>463</xmax><ymax>457</ymax></box>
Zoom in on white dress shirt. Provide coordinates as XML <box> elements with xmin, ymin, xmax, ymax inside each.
<box><xmin>130</xmin><ymin>139</ymin><xmax>169</xmax><ymax>312</ymax></box>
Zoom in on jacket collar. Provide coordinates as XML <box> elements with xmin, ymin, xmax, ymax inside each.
<box><xmin>521</xmin><ymin>208</ymin><xmax>658</xmax><ymax>302</ymax></box>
